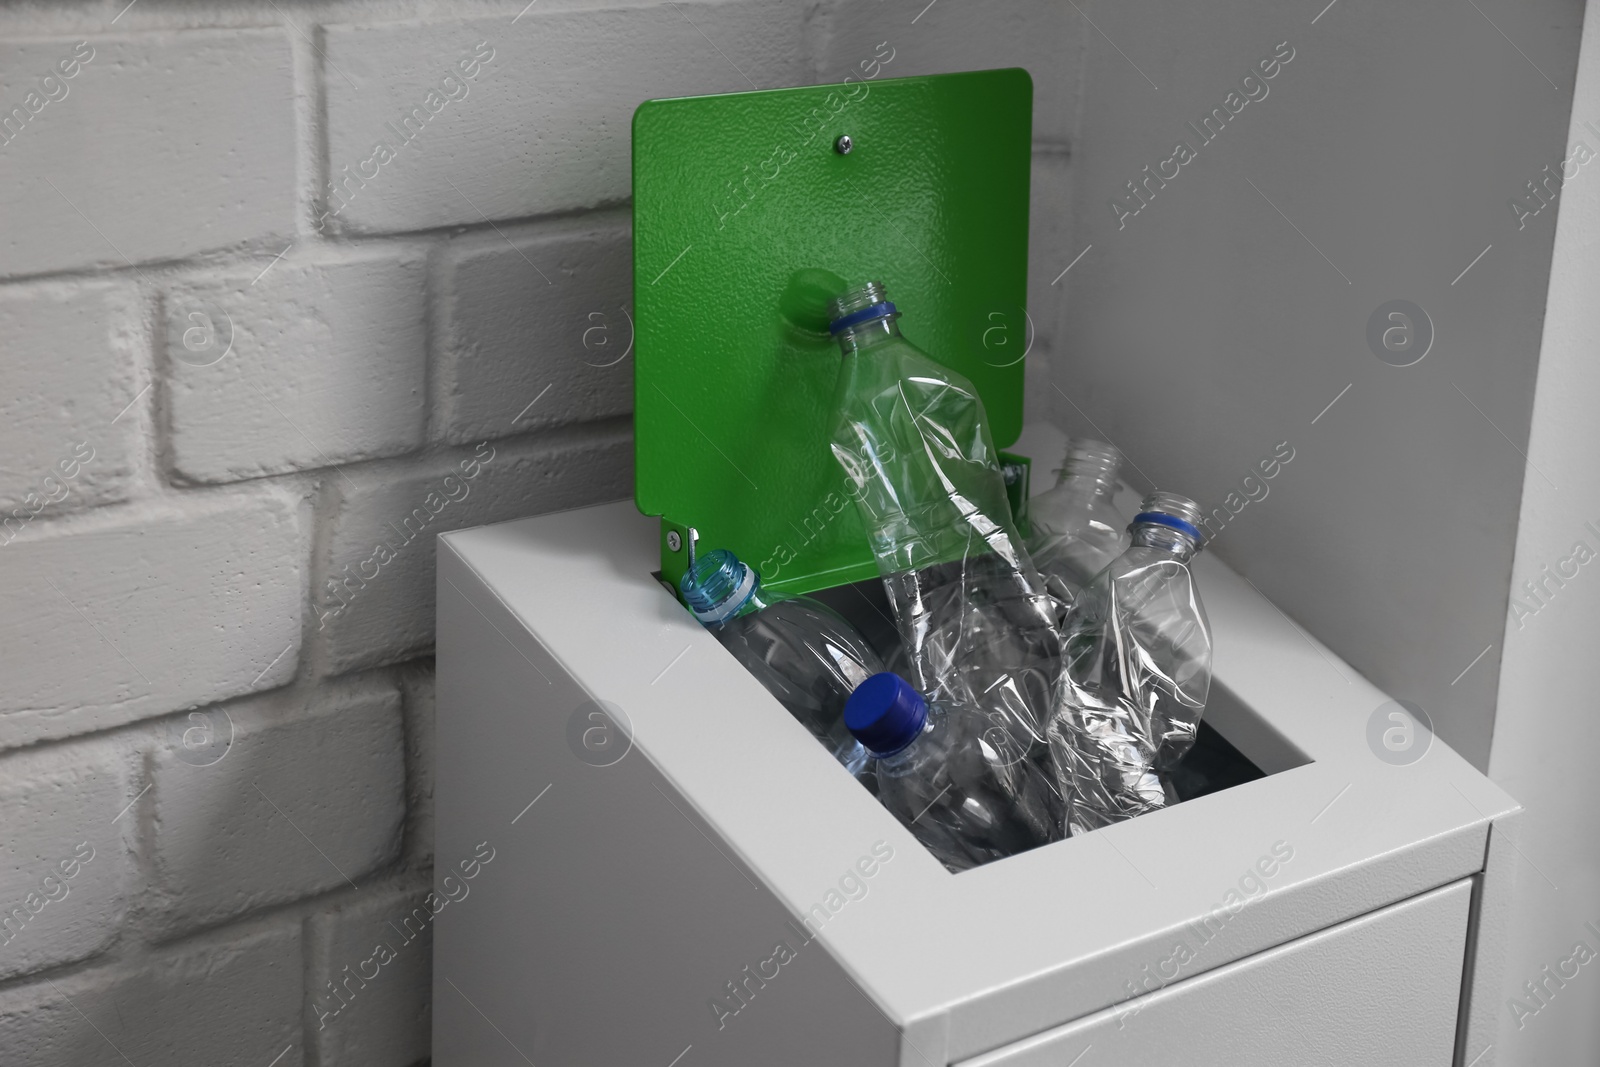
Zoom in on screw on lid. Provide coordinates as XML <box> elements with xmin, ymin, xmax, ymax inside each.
<box><xmin>845</xmin><ymin>672</ymin><xmax>929</xmax><ymax>756</ymax></box>
<box><xmin>678</xmin><ymin>548</ymin><xmax>758</xmax><ymax>626</ymax></box>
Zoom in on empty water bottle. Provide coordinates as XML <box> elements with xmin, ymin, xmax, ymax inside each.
<box><xmin>680</xmin><ymin>545</ymin><xmax>882</xmax><ymax>787</ymax></box>
<box><xmin>1027</xmin><ymin>439</ymin><xmax>1129</xmax><ymax>616</ymax></box>
<box><xmin>1046</xmin><ymin>492</ymin><xmax>1212</xmax><ymax>834</ymax></box>
<box><xmin>825</xmin><ymin>282</ymin><xmax>1060</xmax><ymax>756</ymax></box>
<box><xmin>845</xmin><ymin>672</ymin><xmax>1059</xmax><ymax>872</ymax></box>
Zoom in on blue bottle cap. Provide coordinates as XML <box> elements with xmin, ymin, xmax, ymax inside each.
<box><xmin>845</xmin><ymin>673</ymin><xmax>929</xmax><ymax>756</ymax></box>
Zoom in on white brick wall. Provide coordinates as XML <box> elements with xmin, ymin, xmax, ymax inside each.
<box><xmin>314</xmin><ymin>427</ymin><xmax>633</xmax><ymax>673</ymax></box>
<box><xmin>308</xmin><ymin>882</ymin><xmax>433</xmax><ymax>1067</ymax></box>
<box><xmin>165</xmin><ymin>249</ymin><xmax>429</xmax><ymax>483</ymax></box>
<box><xmin>0</xmin><ymin>280</ymin><xmax>143</xmax><ymax>518</ymax></box>
<box><xmin>0</xmin><ymin>741</ymin><xmax>132</xmax><ymax>981</ymax></box>
<box><xmin>0</xmin><ymin>30</ymin><xmax>296</xmax><ymax>278</ymax></box>
<box><xmin>0</xmin><ymin>921</ymin><xmax>302</xmax><ymax>1065</ymax></box>
<box><xmin>321</xmin><ymin>1</ymin><xmax>814</xmax><ymax>232</ymax></box>
<box><xmin>434</xmin><ymin>213</ymin><xmax>634</xmax><ymax>444</ymax></box>
<box><xmin>148</xmin><ymin>681</ymin><xmax>405</xmax><ymax>937</ymax></box>
<box><xmin>0</xmin><ymin>1</ymin><xmax>1072</xmax><ymax>1061</ymax></box>
<box><xmin>0</xmin><ymin>490</ymin><xmax>305</xmax><ymax>749</ymax></box>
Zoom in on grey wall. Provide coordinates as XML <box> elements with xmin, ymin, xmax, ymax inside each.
<box><xmin>1489</xmin><ymin>2</ymin><xmax>1600</xmax><ymax>1062</ymax></box>
<box><xmin>1050</xmin><ymin>0</ymin><xmax>1584</xmax><ymax>770</ymax></box>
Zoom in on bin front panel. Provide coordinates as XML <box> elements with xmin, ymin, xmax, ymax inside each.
<box><xmin>958</xmin><ymin>878</ymin><xmax>1472</xmax><ymax>1067</ymax></box>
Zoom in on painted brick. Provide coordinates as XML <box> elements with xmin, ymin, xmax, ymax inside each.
<box><xmin>0</xmin><ymin>741</ymin><xmax>133</xmax><ymax>981</ymax></box>
<box><xmin>0</xmin><ymin>30</ymin><xmax>295</xmax><ymax>278</ymax></box>
<box><xmin>435</xmin><ymin>217</ymin><xmax>633</xmax><ymax>445</ymax></box>
<box><xmin>0</xmin><ymin>281</ymin><xmax>142</xmax><ymax>526</ymax></box>
<box><xmin>149</xmin><ymin>684</ymin><xmax>405</xmax><ymax>937</ymax></box>
<box><xmin>165</xmin><ymin>250</ymin><xmax>428</xmax><ymax>483</ymax></box>
<box><xmin>0</xmin><ymin>490</ymin><xmax>303</xmax><ymax>751</ymax></box>
<box><xmin>320</xmin><ymin>1</ymin><xmax>811</xmax><ymax>232</ymax></box>
<box><xmin>315</xmin><ymin>428</ymin><xmax>633</xmax><ymax>674</ymax></box>
<box><xmin>400</xmin><ymin>664</ymin><xmax>435</xmax><ymax>866</ymax></box>
<box><xmin>308</xmin><ymin>884</ymin><xmax>432</xmax><ymax>1067</ymax></box>
<box><xmin>0</xmin><ymin>922</ymin><xmax>301</xmax><ymax>1067</ymax></box>
<box><xmin>821</xmin><ymin>0</ymin><xmax>1081</xmax><ymax>142</ymax></box>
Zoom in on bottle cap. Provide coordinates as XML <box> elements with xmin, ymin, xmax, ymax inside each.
<box><xmin>678</xmin><ymin>548</ymin><xmax>758</xmax><ymax>625</ymax></box>
<box><xmin>845</xmin><ymin>672</ymin><xmax>929</xmax><ymax>756</ymax></box>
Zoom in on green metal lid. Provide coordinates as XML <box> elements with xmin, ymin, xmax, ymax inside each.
<box><xmin>632</xmin><ymin>67</ymin><xmax>1034</xmax><ymax>596</ymax></box>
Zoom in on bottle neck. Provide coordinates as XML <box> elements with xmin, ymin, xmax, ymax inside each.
<box><xmin>1130</xmin><ymin>522</ymin><xmax>1200</xmax><ymax>561</ymax></box>
<box><xmin>681</xmin><ymin>548</ymin><xmax>766</xmax><ymax>627</ymax></box>
<box><xmin>834</xmin><ymin>315</ymin><xmax>901</xmax><ymax>357</ymax></box>
<box><xmin>1053</xmin><ymin>470</ymin><xmax>1119</xmax><ymax>506</ymax></box>
<box><xmin>731</xmin><ymin>585</ymin><xmax>773</xmax><ymax>620</ymax></box>
<box><xmin>1053</xmin><ymin>441</ymin><xmax>1121</xmax><ymax>500</ymax></box>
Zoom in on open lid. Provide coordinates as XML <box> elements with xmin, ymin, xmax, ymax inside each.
<box><xmin>632</xmin><ymin>67</ymin><xmax>1034</xmax><ymax>595</ymax></box>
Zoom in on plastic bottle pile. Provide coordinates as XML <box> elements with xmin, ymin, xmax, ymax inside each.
<box><xmin>679</xmin><ymin>282</ymin><xmax>1213</xmax><ymax>872</ymax></box>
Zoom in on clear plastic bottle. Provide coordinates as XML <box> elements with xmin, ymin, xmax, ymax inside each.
<box><xmin>1046</xmin><ymin>492</ymin><xmax>1213</xmax><ymax>834</ymax></box>
<box><xmin>845</xmin><ymin>672</ymin><xmax>1060</xmax><ymax>872</ymax></box>
<box><xmin>680</xmin><ymin>546</ymin><xmax>882</xmax><ymax>788</ymax></box>
<box><xmin>825</xmin><ymin>281</ymin><xmax>1060</xmax><ymax>757</ymax></box>
<box><xmin>1027</xmin><ymin>439</ymin><xmax>1130</xmax><ymax>617</ymax></box>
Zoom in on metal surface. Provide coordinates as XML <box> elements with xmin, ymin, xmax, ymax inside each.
<box><xmin>631</xmin><ymin>68</ymin><xmax>1033</xmax><ymax>597</ymax></box>
<box><xmin>433</xmin><ymin>552</ymin><xmax>900</xmax><ymax>1066</ymax></box>
<box><xmin>959</xmin><ymin>880</ymin><xmax>1473</xmax><ymax>1067</ymax></box>
<box><xmin>435</xmin><ymin>493</ymin><xmax>1518</xmax><ymax>1063</ymax></box>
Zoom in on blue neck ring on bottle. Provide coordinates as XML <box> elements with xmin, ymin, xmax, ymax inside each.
<box><xmin>1133</xmin><ymin>511</ymin><xmax>1204</xmax><ymax>545</ymax></box>
<box><xmin>828</xmin><ymin>301</ymin><xmax>897</xmax><ymax>335</ymax></box>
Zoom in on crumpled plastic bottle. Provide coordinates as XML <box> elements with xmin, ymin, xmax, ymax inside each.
<box><xmin>1026</xmin><ymin>438</ymin><xmax>1130</xmax><ymax>619</ymax></box>
<box><xmin>1046</xmin><ymin>492</ymin><xmax>1212</xmax><ymax>834</ymax></box>
<box><xmin>845</xmin><ymin>672</ymin><xmax>1060</xmax><ymax>871</ymax></box>
<box><xmin>681</xmin><ymin>545</ymin><xmax>882</xmax><ymax>790</ymax></box>
<box><xmin>824</xmin><ymin>281</ymin><xmax>1060</xmax><ymax>763</ymax></box>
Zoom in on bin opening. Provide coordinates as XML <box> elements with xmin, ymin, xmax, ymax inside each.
<box><xmin>804</xmin><ymin>575</ymin><xmax>1304</xmax><ymax>868</ymax></box>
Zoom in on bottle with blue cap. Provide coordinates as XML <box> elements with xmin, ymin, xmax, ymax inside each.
<box><xmin>845</xmin><ymin>671</ymin><xmax>1060</xmax><ymax>872</ymax></box>
<box><xmin>1046</xmin><ymin>491</ymin><xmax>1213</xmax><ymax>834</ymax></box>
<box><xmin>680</xmin><ymin>542</ymin><xmax>882</xmax><ymax>786</ymax></box>
<box><xmin>1026</xmin><ymin>438</ymin><xmax>1130</xmax><ymax>617</ymax></box>
<box><xmin>825</xmin><ymin>281</ymin><xmax>1061</xmax><ymax>763</ymax></box>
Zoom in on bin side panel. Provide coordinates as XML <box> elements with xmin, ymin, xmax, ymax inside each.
<box><xmin>957</xmin><ymin>878</ymin><xmax>1473</xmax><ymax>1067</ymax></box>
<box><xmin>1455</xmin><ymin>812</ymin><xmax>1523</xmax><ymax>1067</ymax></box>
<box><xmin>433</xmin><ymin>543</ymin><xmax>905</xmax><ymax>1067</ymax></box>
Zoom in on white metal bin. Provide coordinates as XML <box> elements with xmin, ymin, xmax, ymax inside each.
<box><xmin>433</xmin><ymin>490</ymin><xmax>1519</xmax><ymax>1067</ymax></box>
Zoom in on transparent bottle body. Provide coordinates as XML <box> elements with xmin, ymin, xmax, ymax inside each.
<box><xmin>1026</xmin><ymin>445</ymin><xmax>1129</xmax><ymax>617</ymax></box>
<box><xmin>828</xmin><ymin>315</ymin><xmax>1061</xmax><ymax>758</ymax></box>
<box><xmin>1046</xmin><ymin>524</ymin><xmax>1212</xmax><ymax>834</ymax></box>
<box><xmin>875</xmin><ymin>702</ymin><xmax>1061</xmax><ymax>872</ymax></box>
<box><xmin>710</xmin><ymin>594</ymin><xmax>883</xmax><ymax>789</ymax></box>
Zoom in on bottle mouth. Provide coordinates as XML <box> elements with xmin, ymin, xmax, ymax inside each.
<box><xmin>1131</xmin><ymin>491</ymin><xmax>1205</xmax><ymax>545</ymax></box>
<box><xmin>844</xmin><ymin>672</ymin><xmax>929</xmax><ymax>756</ymax></box>
<box><xmin>678</xmin><ymin>548</ymin><xmax>758</xmax><ymax>625</ymax></box>
<box><xmin>1059</xmin><ymin>438</ymin><xmax>1121</xmax><ymax>481</ymax></box>
<box><xmin>828</xmin><ymin>281</ymin><xmax>897</xmax><ymax>335</ymax></box>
